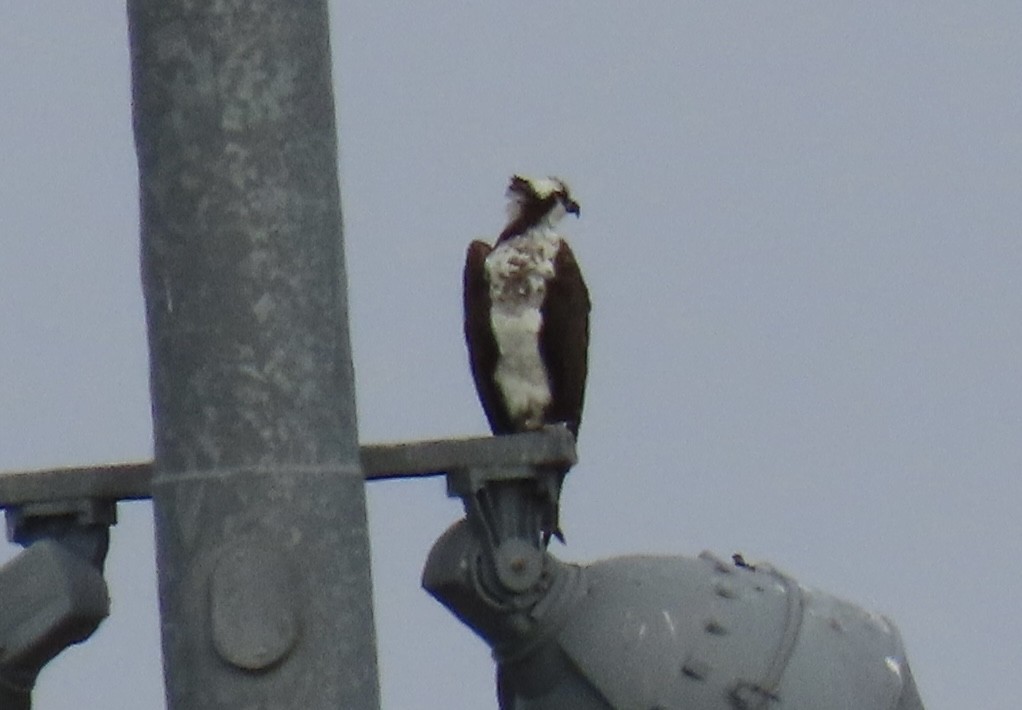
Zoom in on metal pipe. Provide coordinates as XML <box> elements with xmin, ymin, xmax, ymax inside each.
<box><xmin>127</xmin><ymin>1</ymin><xmax>380</xmax><ymax>707</ymax></box>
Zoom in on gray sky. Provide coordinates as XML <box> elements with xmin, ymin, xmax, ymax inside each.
<box><xmin>3</xmin><ymin>2</ymin><xmax>1022</xmax><ymax>708</ymax></box>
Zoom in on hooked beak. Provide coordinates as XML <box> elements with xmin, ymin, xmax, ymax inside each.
<box><xmin>565</xmin><ymin>199</ymin><xmax>581</xmax><ymax>217</ymax></box>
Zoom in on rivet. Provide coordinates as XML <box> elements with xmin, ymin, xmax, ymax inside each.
<box><xmin>681</xmin><ymin>659</ymin><xmax>710</xmax><ymax>681</ymax></box>
<box><xmin>714</xmin><ymin>582</ymin><xmax>738</xmax><ymax>599</ymax></box>
<box><xmin>704</xmin><ymin>619</ymin><xmax>728</xmax><ymax>635</ymax></box>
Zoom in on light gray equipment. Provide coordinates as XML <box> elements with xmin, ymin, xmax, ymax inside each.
<box><xmin>0</xmin><ymin>423</ymin><xmax>926</xmax><ymax>709</ymax></box>
<box><xmin>424</xmin><ymin>449</ymin><xmax>925</xmax><ymax>710</ymax></box>
<box><xmin>0</xmin><ymin>501</ymin><xmax>112</xmax><ymax>710</ymax></box>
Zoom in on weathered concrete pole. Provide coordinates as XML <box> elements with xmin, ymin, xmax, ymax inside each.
<box><xmin>127</xmin><ymin>2</ymin><xmax>380</xmax><ymax>707</ymax></box>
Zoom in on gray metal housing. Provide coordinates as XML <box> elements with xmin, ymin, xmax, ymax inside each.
<box><xmin>425</xmin><ymin>520</ymin><xmax>924</xmax><ymax>710</ymax></box>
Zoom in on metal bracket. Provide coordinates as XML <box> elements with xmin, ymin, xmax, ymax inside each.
<box><xmin>7</xmin><ymin>498</ymin><xmax>116</xmax><ymax>544</ymax></box>
<box><xmin>0</xmin><ymin>427</ymin><xmax>577</xmax><ymax>601</ymax></box>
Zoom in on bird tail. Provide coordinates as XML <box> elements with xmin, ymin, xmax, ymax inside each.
<box><xmin>539</xmin><ymin>467</ymin><xmax>567</xmax><ymax>546</ymax></box>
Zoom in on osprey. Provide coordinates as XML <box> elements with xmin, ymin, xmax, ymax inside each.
<box><xmin>463</xmin><ymin>175</ymin><xmax>591</xmax><ymax>544</ymax></box>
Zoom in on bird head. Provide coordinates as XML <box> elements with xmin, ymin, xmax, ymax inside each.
<box><xmin>504</xmin><ymin>175</ymin><xmax>580</xmax><ymax>233</ymax></box>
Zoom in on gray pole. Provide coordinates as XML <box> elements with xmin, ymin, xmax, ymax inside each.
<box><xmin>127</xmin><ymin>2</ymin><xmax>380</xmax><ymax>708</ymax></box>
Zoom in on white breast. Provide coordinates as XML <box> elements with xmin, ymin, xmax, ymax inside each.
<box><xmin>484</xmin><ymin>232</ymin><xmax>562</xmax><ymax>428</ymax></box>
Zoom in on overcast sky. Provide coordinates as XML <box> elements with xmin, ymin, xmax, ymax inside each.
<box><xmin>3</xmin><ymin>2</ymin><xmax>1022</xmax><ymax>708</ymax></box>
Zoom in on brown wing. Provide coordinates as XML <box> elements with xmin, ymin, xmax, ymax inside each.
<box><xmin>539</xmin><ymin>241</ymin><xmax>591</xmax><ymax>437</ymax></box>
<box><xmin>464</xmin><ymin>240</ymin><xmax>515</xmax><ymax>434</ymax></box>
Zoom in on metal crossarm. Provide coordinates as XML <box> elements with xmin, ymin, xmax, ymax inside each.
<box><xmin>0</xmin><ymin>427</ymin><xmax>577</xmax><ymax>509</ymax></box>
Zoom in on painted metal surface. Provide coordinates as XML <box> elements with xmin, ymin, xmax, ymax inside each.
<box><xmin>128</xmin><ymin>0</ymin><xmax>379</xmax><ymax>706</ymax></box>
